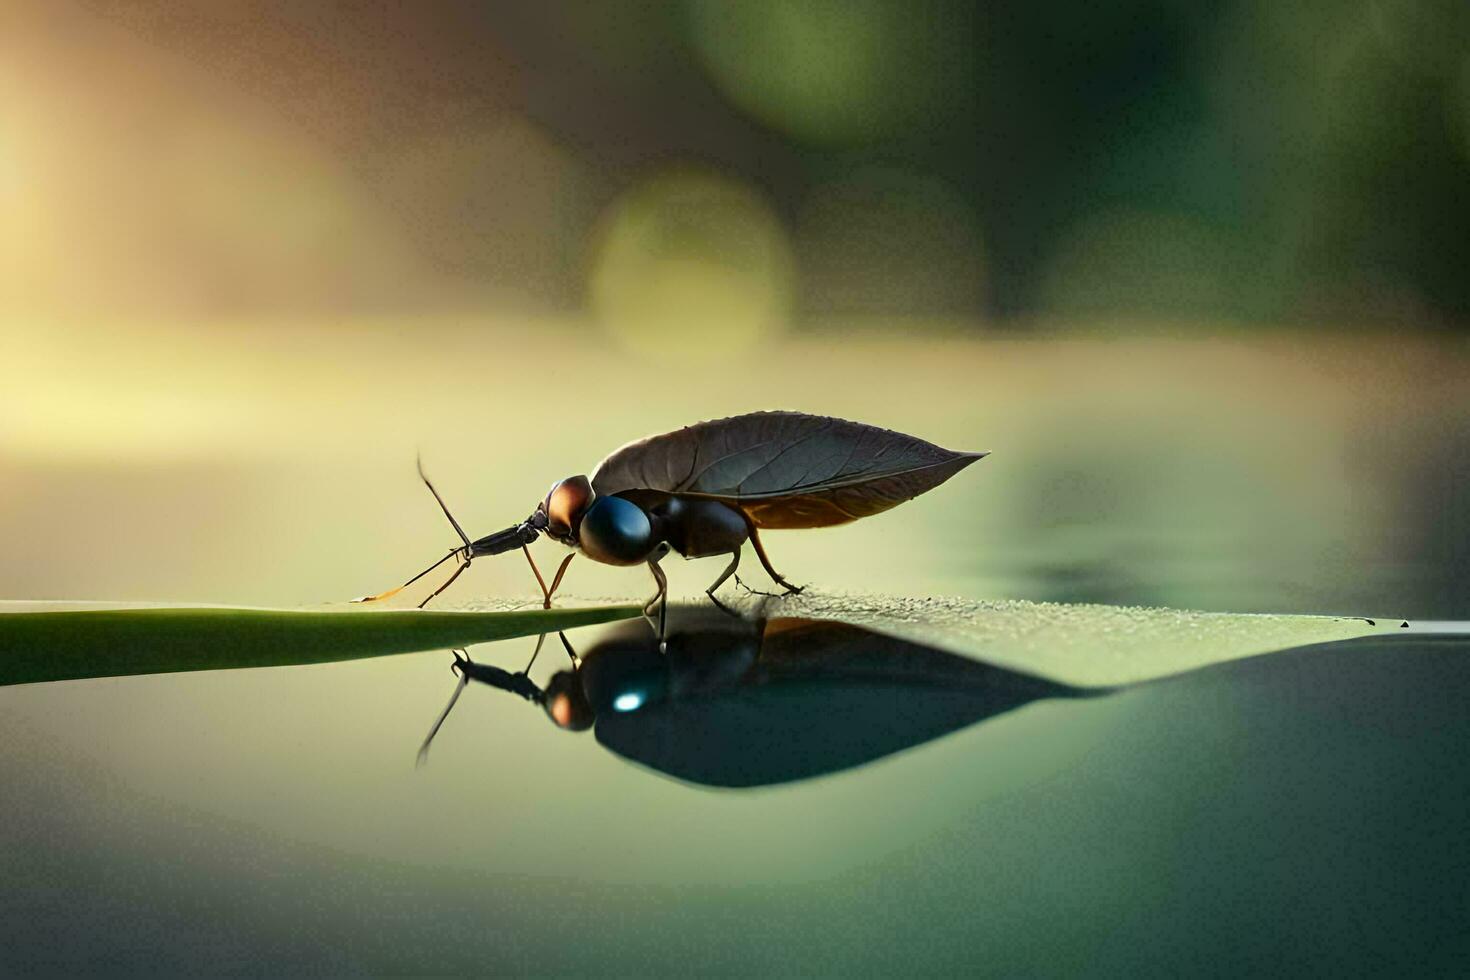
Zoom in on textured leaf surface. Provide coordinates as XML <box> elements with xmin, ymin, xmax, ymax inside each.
<box><xmin>0</xmin><ymin>601</ymin><xmax>640</xmax><ymax>687</ymax></box>
<box><xmin>590</xmin><ymin>411</ymin><xmax>985</xmax><ymax>528</ymax></box>
<box><xmin>671</xmin><ymin>591</ymin><xmax>1397</xmax><ymax>687</ymax></box>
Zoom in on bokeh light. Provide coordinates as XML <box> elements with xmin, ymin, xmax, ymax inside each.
<box><xmin>684</xmin><ymin>0</ymin><xmax>968</xmax><ymax>145</ymax></box>
<box><xmin>586</xmin><ymin>169</ymin><xmax>794</xmax><ymax>359</ymax></box>
<box><xmin>796</xmin><ymin>168</ymin><xmax>984</xmax><ymax>317</ymax></box>
<box><xmin>377</xmin><ymin>118</ymin><xmax>600</xmax><ymax>311</ymax></box>
<box><xmin>1038</xmin><ymin>210</ymin><xmax>1231</xmax><ymax>322</ymax></box>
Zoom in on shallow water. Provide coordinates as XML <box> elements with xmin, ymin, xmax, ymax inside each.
<box><xmin>2</xmin><ymin>617</ymin><xmax>1467</xmax><ymax>974</ymax></box>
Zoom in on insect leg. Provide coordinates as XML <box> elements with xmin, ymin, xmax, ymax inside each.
<box><xmin>357</xmin><ymin>453</ymin><xmax>475</xmax><ymax>603</ymax></box>
<box><xmin>522</xmin><ymin>544</ymin><xmax>551</xmax><ymax>606</ymax></box>
<box><xmin>704</xmin><ymin>549</ymin><xmax>742</xmax><ymax>615</ymax></box>
<box><xmin>747</xmin><ymin>524</ymin><xmax>804</xmax><ymax>595</ymax></box>
<box><xmin>643</xmin><ymin>555</ymin><xmax>669</xmax><ymax>640</ymax></box>
<box><xmin>557</xmin><ymin>630</ymin><xmax>580</xmax><ymax>668</ymax></box>
<box><xmin>517</xmin><ymin>550</ymin><xmax>576</xmax><ymax>666</ymax></box>
<box><xmin>546</xmin><ymin>553</ymin><xmax>575</xmax><ymax>607</ymax></box>
<box><xmin>521</xmin><ymin>626</ymin><xmax>579</xmax><ymax>672</ymax></box>
<box><xmin>520</xmin><ymin>550</ymin><xmax>578</xmax><ymax>667</ymax></box>
<box><xmin>733</xmin><ymin>574</ymin><xmax>780</xmax><ymax>598</ymax></box>
<box><xmin>418</xmin><ymin>553</ymin><xmax>471</xmax><ymax>608</ymax></box>
<box><xmin>522</xmin><ymin>632</ymin><xmax>548</xmax><ymax>673</ymax></box>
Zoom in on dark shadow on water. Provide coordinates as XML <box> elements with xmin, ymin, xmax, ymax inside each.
<box><xmin>6</xmin><ymin>622</ymin><xmax>1469</xmax><ymax>973</ymax></box>
<box><xmin>437</xmin><ymin>608</ymin><xmax>1106</xmax><ymax>788</ymax></box>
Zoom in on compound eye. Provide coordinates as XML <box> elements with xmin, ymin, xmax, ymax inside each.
<box><xmin>577</xmin><ymin>496</ymin><xmax>654</xmax><ymax>566</ymax></box>
<box><xmin>544</xmin><ymin>475</ymin><xmax>593</xmax><ymax>540</ymax></box>
<box><xmin>542</xmin><ymin>671</ymin><xmax>595</xmax><ymax>731</ymax></box>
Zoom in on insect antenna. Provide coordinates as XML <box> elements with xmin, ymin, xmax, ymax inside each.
<box><xmin>417</xmin><ymin>650</ymin><xmax>550</xmax><ymax>765</ymax></box>
<box><xmin>353</xmin><ymin>455</ymin><xmax>474</xmax><ymax>604</ymax></box>
<box><xmin>417</xmin><ymin>453</ymin><xmax>471</xmax><ymax>549</ymax></box>
<box><xmin>416</xmin><ymin>651</ymin><xmax>472</xmax><ymax>767</ymax></box>
<box><xmin>353</xmin><ymin>546</ymin><xmax>462</xmax><ymax>603</ymax></box>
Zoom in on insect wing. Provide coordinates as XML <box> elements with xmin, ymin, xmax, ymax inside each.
<box><xmin>590</xmin><ymin>411</ymin><xmax>985</xmax><ymax>528</ymax></box>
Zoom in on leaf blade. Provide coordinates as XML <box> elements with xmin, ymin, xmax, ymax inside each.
<box><xmin>0</xmin><ymin>604</ymin><xmax>641</xmax><ymax>687</ymax></box>
<box><xmin>711</xmin><ymin>591</ymin><xmax>1396</xmax><ymax>686</ymax></box>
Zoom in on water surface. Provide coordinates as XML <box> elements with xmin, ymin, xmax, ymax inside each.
<box><xmin>2</xmin><ymin>621</ymin><xmax>1466</xmax><ymax>974</ymax></box>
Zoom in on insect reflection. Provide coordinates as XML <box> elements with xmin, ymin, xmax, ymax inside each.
<box><xmin>358</xmin><ymin>411</ymin><xmax>987</xmax><ymax>636</ymax></box>
<box><xmin>418</xmin><ymin>612</ymin><xmax>1104</xmax><ymax>788</ymax></box>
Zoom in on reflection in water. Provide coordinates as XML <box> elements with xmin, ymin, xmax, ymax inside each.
<box><xmin>426</xmin><ymin>611</ymin><xmax>1105</xmax><ymax>787</ymax></box>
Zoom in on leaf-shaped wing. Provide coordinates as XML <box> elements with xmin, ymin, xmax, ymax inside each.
<box><xmin>590</xmin><ymin>411</ymin><xmax>986</xmax><ymax>528</ymax></box>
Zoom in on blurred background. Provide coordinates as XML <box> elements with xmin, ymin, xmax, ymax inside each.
<box><xmin>2</xmin><ymin>0</ymin><xmax>1467</xmax><ymax>617</ymax></box>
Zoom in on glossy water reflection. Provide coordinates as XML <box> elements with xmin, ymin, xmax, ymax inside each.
<box><xmin>3</xmin><ymin>630</ymin><xmax>1467</xmax><ymax>973</ymax></box>
<box><xmin>430</xmin><ymin>612</ymin><xmax>1101</xmax><ymax>787</ymax></box>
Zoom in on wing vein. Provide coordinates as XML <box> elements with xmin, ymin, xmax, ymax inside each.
<box><xmin>682</xmin><ymin>435</ymin><xmax>788</xmax><ymax>493</ymax></box>
<box><xmin>734</xmin><ymin>422</ymin><xmax>833</xmax><ymax>493</ymax></box>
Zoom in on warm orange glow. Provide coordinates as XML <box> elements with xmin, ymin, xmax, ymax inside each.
<box><xmin>352</xmin><ymin>585</ymin><xmax>405</xmax><ymax>604</ymax></box>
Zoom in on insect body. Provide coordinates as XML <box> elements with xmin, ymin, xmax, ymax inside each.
<box><xmin>416</xmin><ymin>614</ymin><xmax>1093</xmax><ymax>786</ymax></box>
<box><xmin>362</xmin><ymin>411</ymin><xmax>987</xmax><ymax>633</ymax></box>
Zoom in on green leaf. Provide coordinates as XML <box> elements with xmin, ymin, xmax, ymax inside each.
<box><xmin>0</xmin><ymin>591</ymin><xmax>1405</xmax><ymax>690</ymax></box>
<box><xmin>0</xmin><ymin>603</ymin><xmax>642</xmax><ymax>687</ymax></box>
<box><xmin>706</xmin><ymin>591</ymin><xmax>1398</xmax><ymax>687</ymax></box>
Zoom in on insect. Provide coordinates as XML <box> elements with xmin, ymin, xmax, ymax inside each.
<box><xmin>415</xmin><ymin>613</ymin><xmax>1094</xmax><ymax>786</ymax></box>
<box><xmin>359</xmin><ymin>411</ymin><xmax>987</xmax><ymax>633</ymax></box>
